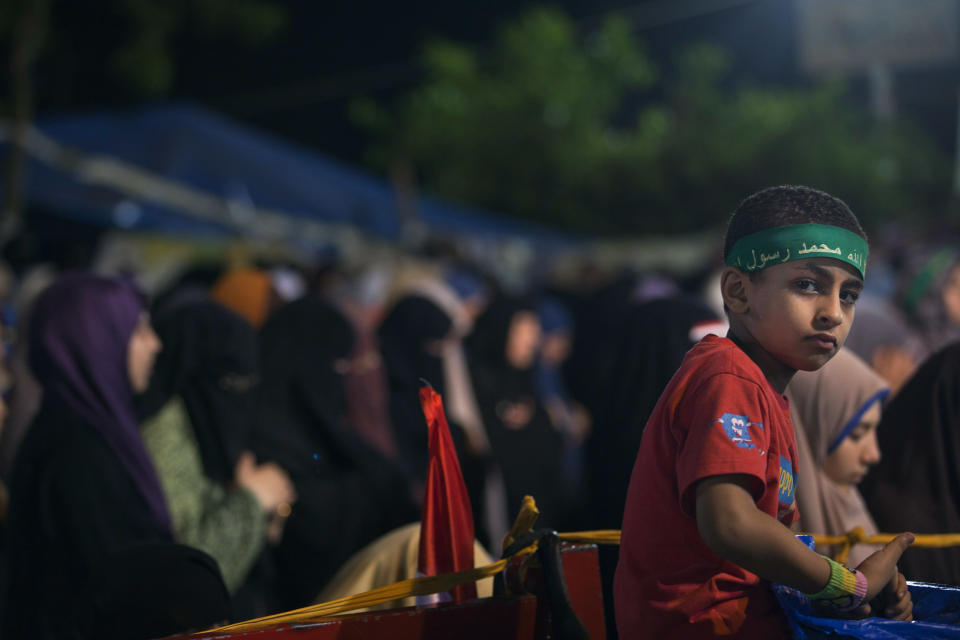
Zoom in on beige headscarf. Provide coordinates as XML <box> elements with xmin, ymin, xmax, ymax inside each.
<box><xmin>786</xmin><ymin>347</ymin><xmax>890</xmax><ymax>567</ymax></box>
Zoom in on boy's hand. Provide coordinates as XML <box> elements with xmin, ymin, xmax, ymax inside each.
<box><xmin>821</xmin><ymin>570</ymin><xmax>913</xmax><ymax>620</ymax></box>
<box><xmin>872</xmin><ymin>570</ymin><xmax>913</xmax><ymax>621</ymax></box>
<box><xmin>855</xmin><ymin>533</ymin><xmax>915</xmax><ymax>611</ymax></box>
<box><xmin>814</xmin><ymin>534</ymin><xmax>914</xmax><ymax>621</ymax></box>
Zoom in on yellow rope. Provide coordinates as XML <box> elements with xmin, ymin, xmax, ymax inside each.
<box><xmin>196</xmin><ymin>497</ymin><xmax>960</xmax><ymax>637</ymax></box>
<box><xmin>205</xmin><ymin>547</ymin><xmax>533</xmax><ymax>634</ymax></box>
<box><xmin>206</xmin><ymin>496</ymin><xmax>552</xmax><ymax>635</ymax></box>
<box><xmin>560</xmin><ymin>530</ymin><xmax>622</xmax><ymax>545</ymax></box>
<box><xmin>501</xmin><ymin>495</ymin><xmax>540</xmax><ymax>555</ymax></box>
<box><xmin>202</xmin><ymin>533</ymin><xmax>626</xmax><ymax>634</ymax></box>
<box><xmin>805</xmin><ymin>526</ymin><xmax>960</xmax><ymax>565</ymax></box>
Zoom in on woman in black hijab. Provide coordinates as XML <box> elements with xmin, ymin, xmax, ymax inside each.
<box><xmin>861</xmin><ymin>341</ymin><xmax>960</xmax><ymax>584</ymax></box>
<box><xmin>378</xmin><ymin>296</ymin><xmax>455</xmax><ymax>481</ymax></box>
<box><xmin>140</xmin><ymin>299</ymin><xmax>260</xmax><ymax>482</ymax></box>
<box><xmin>254</xmin><ymin>296</ymin><xmax>417</xmax><ymax>609</ymax></box>
<box><xmin>468</xmin><ymin>296</ymin><xmax>565</xmax><ymax>528</ymax></box>
<box><xmin>136</xmin><ymin>300</ymin><xmax>294</xmax><ymax>600</ymax></box>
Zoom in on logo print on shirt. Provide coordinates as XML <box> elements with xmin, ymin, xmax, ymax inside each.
<box><xmin>778</xmin><ymin>456</ymin><xmax>796</xmax><ymax>506</ymax></box>
<box><xmin>716</xmin><ymin>413</ymin><xmax>761</xmax><ymax>449</ymax></box>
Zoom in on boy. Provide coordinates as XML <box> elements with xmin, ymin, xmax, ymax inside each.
<box><xmin>614</xmin><ymin>186</ymin><xmax>914</xmax><ymax>639</ymax></box>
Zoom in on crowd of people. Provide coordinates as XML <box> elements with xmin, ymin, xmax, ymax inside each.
<box><xmin>0</xmin><ymin>206</ymin><xmax>956</xmax><ymax>637</ymax></box>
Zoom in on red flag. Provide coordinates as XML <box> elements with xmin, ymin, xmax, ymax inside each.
<box><xmin>417</xmin><ymin>385</ymin><xmax>477</xmax><ymax>604</ymax></box>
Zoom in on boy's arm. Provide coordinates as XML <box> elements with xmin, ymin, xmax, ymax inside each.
<box><xmin>696</xmin><ymin>475</ymin><xmax>829</xmax><ymax>592</ymax></box>
<box><xmin>695</xmin><ymin>474</ymin><xmax>913</xmax><ymax>611</ymax></box>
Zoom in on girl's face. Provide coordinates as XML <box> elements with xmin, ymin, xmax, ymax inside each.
<box><xmin>541</xmin><ymin>332</ymin><xmax>572</xmax><ymax>366</ymax></box>
<box><xmin>505</xmin><ymin>311</ymin><xmax>542</xmax><ymax>370</ymax></box>
<box><xmin>823</xmin><ymin>402</ymin><xmax>882</xmax><ymax>486</ymax></box>
<box><xmin>127</xmin><ymin>313</ymin><xmax>162</xmax><ymax>393</ymax></box>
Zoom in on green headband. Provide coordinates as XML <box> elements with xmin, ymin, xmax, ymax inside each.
<box><xmin>725</xmin><ymin>224</ymin><xmax>868</xmax><ymax>279</ymax></box>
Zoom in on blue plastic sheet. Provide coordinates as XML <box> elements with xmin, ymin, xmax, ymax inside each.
<box><xmin>0</xmin><ymin>104</ymin><xmax>574</xmax><ymax>248</ymax></box>
<box><xmin>774</xmin><ymin>536</ymin><xmax>960</xmax><ymax>639</ymax></box>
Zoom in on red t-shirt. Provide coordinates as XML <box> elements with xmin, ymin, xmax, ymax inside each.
<box><xmin>614</xmin><ymin>335</ymin><xmax>799</xmax><ymax>639</ymax></box>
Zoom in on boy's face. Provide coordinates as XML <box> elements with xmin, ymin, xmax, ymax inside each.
<box><xmin>729</xmin><ymin>257</ymin><xmax>863</xmax><ymax>372</ymax></box>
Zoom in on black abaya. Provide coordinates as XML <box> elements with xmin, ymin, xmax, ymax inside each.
<box><xmin>2</xmin><ymin>406</ymin><xmax>172</xmax><ymax>639</ymax></box>
<box><xmin>254</xmin><ymin>297</ymin><xmax>417</xmax><ymax>608</ymax></box>
<box><xmin>861</xmin><ymin>341</ymin><xmax>960</xmax><ymax>584</ymax></box>
<box><xmin>467</xmin><ymin>297</ymin><xmax>565</xmax><ymax>528</ymax></box>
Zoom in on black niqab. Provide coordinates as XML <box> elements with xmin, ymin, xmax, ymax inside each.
<box><xmin>378</xmin><ymin>295</ymin><xmax>456</xmax><ymax>478</ymax></box>
<box><xmin>137</xmin><ymin>300</ymin><xmax>258</xmax><ymax>483</ymax></box>
<box><xmin>379</xmin><ymin>296</ymin><xmax>454</xmax><ymax>394</ymax></box>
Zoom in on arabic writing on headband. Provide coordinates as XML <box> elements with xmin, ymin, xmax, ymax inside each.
<box><xmin>846</xmin><ymin>251</ymin><xmax>863</xmax><ymax>267</ymax></box>
<box><xmin>797</xmin><ymin>242</ymin><xmax>842</xmax><ymax>256</ymax></box>
<box><xmin>746</xmin><ymin>249</ymin><xmax>792</xmax><ymax>270</ymax></box>
<box><xmin>740</xmin><ymin>245</ymin><xmax>863</xmax><ymax>271</ymax></box>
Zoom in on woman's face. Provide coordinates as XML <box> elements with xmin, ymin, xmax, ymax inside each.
<box><xmin>541</xmin><ymin>332</ymin><xmax>572</xmax><ymax>366</ymax></box>
<box><xmin>823</xmin><ymin>402</ymin><xmax>882</xmax><ymax>487</ymax></box>
<box><xmin>942</xmin><ymin>262</ymin><xmax>960</xmax><ymax>326</ymax></box>
<box><xmin>505</xmin><ymin>311</ymin><xmax>542</xmax><ymax>370</ymax></box>
<box><xmin>128</xmin><ymin>313</ymin><xmax>162</xmax><ymax>393</ymax></box>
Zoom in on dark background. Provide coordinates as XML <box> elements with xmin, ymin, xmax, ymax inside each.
<box><xmin>30</xmin><ymin>1</ymin><xmax>960</xmax><ymax>166</ymax></box>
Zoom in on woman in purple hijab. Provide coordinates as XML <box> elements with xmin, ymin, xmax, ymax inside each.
<box><xmin>1</xmin><ymin>273</ymin><xmax>174</xmax><ymax>639</ymax></box>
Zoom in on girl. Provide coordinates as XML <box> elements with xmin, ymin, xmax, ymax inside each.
<box><xmin>787</xmin><ymin>347</ymin><xmax>889</xmax><ymax>567</ymax></box>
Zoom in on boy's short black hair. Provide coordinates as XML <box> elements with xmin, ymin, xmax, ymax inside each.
<box><xmin>723</xmin><ymin>185</ymin><xmax>867</xmax><ymax>261</ymax></box>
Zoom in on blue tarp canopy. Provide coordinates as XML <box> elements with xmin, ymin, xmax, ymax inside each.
<box><xmin>3</xmin><ymin>103</ymin><xmax>570</xmax><ymax>247</ymax></box>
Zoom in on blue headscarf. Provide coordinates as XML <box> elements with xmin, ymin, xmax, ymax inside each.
<box><xmin>539</xmin><ymin>296</ymin><xmax>572</xmax><ymax>336</ymax></box>
<box><xmin>536</xmin><ymin>297</ymin><xmax>573</xmax><ymax>401</ymax></box>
